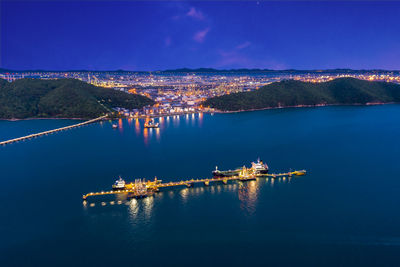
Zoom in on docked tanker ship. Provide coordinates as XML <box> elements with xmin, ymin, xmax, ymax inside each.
<box><xmin>212</xmin><ymin>158</ymin><xmax>269</xmax><ymax>177</ymax></box>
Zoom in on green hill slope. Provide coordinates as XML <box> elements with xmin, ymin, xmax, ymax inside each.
<box><xmin>203</xmin><ymin>78</ymin><xmax>400</xmax><ymax>111</ymax></box>
<box><xmin>0</xmin><ymin>78</ymin><xmax>154</xmax><ymax>119</ymax></box>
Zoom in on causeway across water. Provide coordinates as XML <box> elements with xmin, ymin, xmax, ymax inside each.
<box><xmin>0</xmin><ymin>115</ymin><xmax>107</xmax><ymax>146</ymax></box>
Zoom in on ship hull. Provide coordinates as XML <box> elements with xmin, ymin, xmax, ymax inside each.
<box><xmin>213</xmin><ymin>168</ymin><xmax>268</xmax><ymax>177</ymax></box>
<box><xmin>239</xmin><ymin>176</ymin><xmax>257</xmax><ymax>181</ymax></box>
<box><xmin>212</xmin><ymin>170</ymin><xmax>240</xmax><ymax>177</ymax></box>
<box><xmin>112</xmin><ymin>186</ymin><xmax>126</xmax><ymax>190</ymax></box>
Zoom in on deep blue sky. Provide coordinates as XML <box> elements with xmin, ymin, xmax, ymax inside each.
<box><xmin>2</xmin><ymin>1</ymin><xmax>400</xmax><ymax>71</ymax></box>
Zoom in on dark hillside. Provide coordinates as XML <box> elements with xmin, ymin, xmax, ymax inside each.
<box><xmin>203</xmin><ymin>78</ymin><xmax>400</xmax><ymax>111</ymax></box>
<box><xmin>0</xmin><ymin>78</ymin><xmax>154</xmax><ymax>119</ymax></box>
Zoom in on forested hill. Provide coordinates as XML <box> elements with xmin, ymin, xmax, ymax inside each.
<box><xmin>203</xmin><ymin>78</ymin><xmax>400</xmax><ymax>111</ymax></box>
<box><xmin>0</xmin><ymin>78</ymin><xmax>154</xmax><ymax>119</ymax></box>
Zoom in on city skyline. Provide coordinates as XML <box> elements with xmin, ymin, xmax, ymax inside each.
<box><xmin>2</xmin><ymin>1</ymin><xmax>400</xmax><ymax>71</ymax></box>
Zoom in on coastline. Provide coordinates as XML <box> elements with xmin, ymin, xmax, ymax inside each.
<box><xmin>211</xmin><ymin>102</ymin><xmax>396</xmax><ymax>114</ymax></box>
<box><xmin>1</xmin><ymin>102</ymin><xmax>398</xmax><ymax>121</ymax></box>
<box><xmin>0</xmin><ymin>117</ymin><xmax>93</xmax><ymax>122</ymax></box>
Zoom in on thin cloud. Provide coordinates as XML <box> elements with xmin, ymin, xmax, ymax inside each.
<box><xmin>186</xmin><ymin>7</ymin><xmax>205</xmax><ymax>21</ymax></box>
<box><xmin>236</xmin><ymin>41</ymin><xmax>251</xmax><ymax>50</ymax></box>
<box><xmin>193</xmin><ymin>27</ymin><xmax>210</xmax><ymax>43</ymax></box>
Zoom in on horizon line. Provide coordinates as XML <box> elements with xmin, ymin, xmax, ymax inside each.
<box><xmin>1</xmin><ymin>67</ymin><xmax>400</xmax><ymax>73</ymax></box>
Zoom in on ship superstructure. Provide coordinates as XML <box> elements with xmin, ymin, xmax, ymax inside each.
<box><xmin>112</xmin><ymin>176</ymin><xmax>126</xmax><ymax>190</ymax></box>
<box><xmin>144</xmin><ymin>118</ymin><xmax>159</xmax><ymax>128</ymax></box>
<box><xmin>251</xmin><ymin>158</ymin><xmax>269</xmax><ymax>174</ymax></box>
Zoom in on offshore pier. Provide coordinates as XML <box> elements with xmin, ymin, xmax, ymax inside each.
<box><xmin>82</xmin><ymin>169</ymin><xmax>306</xmax><ymax>200</ymax></box>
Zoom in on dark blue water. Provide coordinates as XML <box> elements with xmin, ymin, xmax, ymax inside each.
<box><xmin>1</xmin><ymin>105</ymin><xmax>400</xmax><ymax>266</ymax></box>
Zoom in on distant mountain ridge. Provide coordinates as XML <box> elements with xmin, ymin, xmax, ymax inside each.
<box><xmin>161</xmin><ymin>68</ymin><xmax>384</xmax><ymax>73</ymax></box>
<box><xmin>1</xmin><ymin>67</ymin><xmax>399</xmax><ymax>73</ymax></box>
<box><xmin>203</xmin><ymin>78</ymin><xmax>400</xmax><ymax>111</ymax></box>
<box><xmin>0</xmin><ymin>78</ymin><xmax>154</xmax><ymax>119</ymax></box>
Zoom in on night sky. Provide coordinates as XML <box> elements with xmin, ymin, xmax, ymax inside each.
<box><xmin>2</xmin><ymin>1</ymin><xmax>400</xmax><ymax>71</ymax></box>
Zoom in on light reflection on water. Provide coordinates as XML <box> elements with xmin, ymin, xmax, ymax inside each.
<box><xmin>142</xmin><ymin>196</ymin><xmax>154</xmax><ymax>219</ymax></box>
<box><xmin>199</xmin><ymin>112</ymin><xmax>203</xmax><ymax>127</ymax></box>
<box><xmin>173</xmin><ymin>115</ymin><xmax>180</xmax><ymax>127</ymax></box>
<box><xmin>238</xmin><ymin>180</ymin><xmax>259</xmax><ymax>215</ymax></box>
<box><xmin>143</xmin><ymin>128</ymin><xmax>149</xmax><ymax>145</ymax></box>
<box><xmin>191</xmin><ymin>113</ymin><xmax>195</xmax><ymax>126</ymax></box>
<box><xmin>83</xmin><ymin>177</ymin><xmax>291</xmax><ymax>220</ymax></box>
<box><xmin>135</xmin><ymin>118</ymin><xmax>140</xmax><ymax>135</ymax></box>
<box><xmin>110</xmin><ymin>115</ymin><xmax>205</xmax><ymax>144</ymax></box>
<box><xmin>118</xmin><ymin>118</ymin><xmax>123</xmax><ymax>133</ymax></box>
<box><xmin>155</xmin><ymin>128</ymin><xmax>160</xmax><ymax>141</ymax></box>
<box><xmin>129</xmin><ymin>199</ymin><xmax>139</xmax><ymax>220</ymax></box>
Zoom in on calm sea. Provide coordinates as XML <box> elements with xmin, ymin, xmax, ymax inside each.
<box><xmin>1</xmin><ymin>105</ymin><xmax>400</xmax><ymax>266</ymax></box>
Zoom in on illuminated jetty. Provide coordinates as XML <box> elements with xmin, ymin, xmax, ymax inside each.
<box><xmin>0</xmin><ymin>115</ymin><xmax>107</xmax><ymax>146</ymax></box>
<box><xmin>82</xmin><ymin>170</ymin><xmax>306</xmax><ymax>200</ymax></box>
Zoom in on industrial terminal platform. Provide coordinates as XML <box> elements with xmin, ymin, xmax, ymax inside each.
<box><xmin>82</xmin><ymin>170</ymin><xmax>306</xmax><ymax>200</ymax></box>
